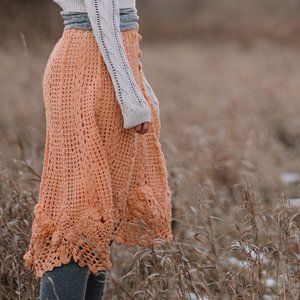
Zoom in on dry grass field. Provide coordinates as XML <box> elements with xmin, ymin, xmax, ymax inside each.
<box><xmin>1</xmin><ymin>1</ymin><xmax>300</xmax><ymax>299</ymax></box>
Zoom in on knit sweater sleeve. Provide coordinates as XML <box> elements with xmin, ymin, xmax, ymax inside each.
<box><xmin>83</xmin><ymin>0</ymin><xmax>152</xmax><ymax>129</ymax></box>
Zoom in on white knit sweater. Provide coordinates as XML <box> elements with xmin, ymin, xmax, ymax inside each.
<box><xmin>52</xmin><ymin>0</ymin><xmax>159</xmax><ymax>129</ymax></box>
<box><xmin>53</xmin><ymin>0</ymin><xmax>136</xmax><ymax>12</ymax></box>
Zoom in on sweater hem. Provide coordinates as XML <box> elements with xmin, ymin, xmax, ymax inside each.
<box><xmin>123</xmin><ymin>107</ymin><xmax>152</xmax><ymax>129</ymax></box>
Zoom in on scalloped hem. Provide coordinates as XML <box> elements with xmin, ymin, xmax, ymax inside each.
<box><xmin>23</xmin><ymin>229</ymin><xmax>173</xmax><ymax>279</ymax></box>
<box><xmin>23</xmin><ymin>235</ymin><xmax>113</xmax><ymax>279</ymax></box>
<box><xmin>23</xmin><ymin>184</ymin><xmax>173</xmax><ymax>280</ymax></box>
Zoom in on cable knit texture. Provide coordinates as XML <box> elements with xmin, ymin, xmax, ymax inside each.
<box><xmin>22</xmin><ymin>28</ymin><xmax>173</xmax><ymax>279</ymax></box>
<box><xmin>53</xmin><ymin>0</ymin><xmax>136</xmax><ymax>11</ymax></box>
<box><xmin>53</xmin><ymin>0</ymin><xmax>152</xmax><ymax>129</ymax></box>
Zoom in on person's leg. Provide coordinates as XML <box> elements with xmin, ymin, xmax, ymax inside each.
<box><xmin>85</xmin><ymin>270</ymin><xmax>107</xmax><ymax>300</ymax></box>
<box><xmin>39</xmin><ymin>258</ymin><xmax>89</xmax><ymax>300</ymax></box>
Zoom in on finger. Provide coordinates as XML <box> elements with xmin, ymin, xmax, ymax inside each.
<box><xmin>140</xmin><ymin>122</ymin><xmax>149</xmax><ymax>134</ymax></box>
<box><xmin>134</xmin><ymin>124</ymin><xmax>142</xmax><ymax>133</ymax></box>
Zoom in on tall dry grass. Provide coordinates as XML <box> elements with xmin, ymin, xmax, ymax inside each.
<box><xmin>1</xmin><ymin>2</ymin><xmax>300</xmax><ymax>299</ymax></box>
<box><xmin>1</xmin><ymin>145</ymin><xmax>299</xmax><ymax>299</ymax></box>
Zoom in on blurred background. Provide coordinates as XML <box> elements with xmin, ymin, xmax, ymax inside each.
<box><xmin>1</xmin><ymin>1</ymin><xmax>300</xmax><ymax>299</ymax></box>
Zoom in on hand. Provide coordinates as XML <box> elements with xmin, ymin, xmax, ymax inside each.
<box><xmin>133</xmin><ymin>122</ymin><xmax>150</xmax><ymax>134</ymax></box>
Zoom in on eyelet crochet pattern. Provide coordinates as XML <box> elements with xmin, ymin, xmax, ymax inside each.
<box><xmin>23</xmin><ymin>28</ymin><xmax>173</xmax><ymax>279</ymax></box>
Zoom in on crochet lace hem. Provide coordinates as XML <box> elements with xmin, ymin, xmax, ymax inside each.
<box><xmin>23</xmin><ymin>184</ymin><xmax>173</xmax><ymax>279</ymax></box>
<box><xmin>23</xmin><ymin>204</ymin><xmax>114</xmax><ymax>278</ymax></box>
<box><xmin>23</xmin><ymin>229</ymin><xmax>173</xmax><ymax>279</ymax></box>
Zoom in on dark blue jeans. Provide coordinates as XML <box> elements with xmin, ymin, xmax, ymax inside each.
<box><xmin>39</xmin><ymin>258</ymin><xmax>107</xmax><ymax>300</ymax></box>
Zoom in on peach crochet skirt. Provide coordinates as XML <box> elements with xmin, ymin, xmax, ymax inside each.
<box><xmin>23</xmin><ymin>28</ymin><xmax>173</xmax><ymax>279</ymax></box>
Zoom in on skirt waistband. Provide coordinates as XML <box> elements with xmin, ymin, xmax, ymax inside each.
<box><xmin>60</xmin><ymin>7</ymin><xmax>139</xmax><ymax>31</ymax></box>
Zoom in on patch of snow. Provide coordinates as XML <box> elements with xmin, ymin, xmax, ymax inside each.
<box><xmin>280</xmin><ymin>173</ymin><xmax>300</xmax><ymax>185</ymax></box>
<box><xmin>265</xmin><ymin>278</ymin><xmax>276</xmax><ymax>288</ymax></box>
<box><xmin>185</xmin><ymin>228</ymin><xmax>197</xmax><ymax>239</ymax></box>
<box><xmin>286</xmin><ymin>198</ymin><xmax>300</xmax><ymax>207</ymax></box>
<box><xmin>227</xmin><ymin>256</ymin><xmax>250</xmax><ymax>269</ymax></box>
<box><xmin>187</xmin><ymin>293</ymin><xmax>209</xmax><ymax>300</ymax></box>
<box><xmin>231</xmin><ymin>241</ymin><xmax>270</xmax><ymax>264</ymax></box>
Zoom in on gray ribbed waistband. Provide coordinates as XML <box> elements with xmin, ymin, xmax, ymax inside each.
<box><xmin>61</xmin><ymin>7</ymin><xmax>139</xmax><ymax>31</ymax></box>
